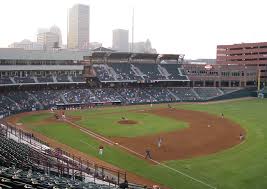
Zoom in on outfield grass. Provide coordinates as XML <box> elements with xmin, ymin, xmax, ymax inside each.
<box><xmin>19</xmin><ymin>99</ymin><xmax>267</xmax><ymax>189</ymax></box>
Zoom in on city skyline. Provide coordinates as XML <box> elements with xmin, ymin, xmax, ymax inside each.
<box><xmin>1</xmin><ymin>0</ymin><xmax>267</xmax><ymax>58</ymax></box>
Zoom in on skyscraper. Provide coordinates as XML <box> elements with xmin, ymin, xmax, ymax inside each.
<box><xmin>112</xmin><ymin>29</ymin><xmax>129</xmax><ymax>52</ymax></box>
<box><xmin>37</xmin><ymin>32</ymin><xmax>59</xmax><ymax>50</ymax></box>
<box><xmin>68</xmin><ymin>4</ymin><xmax>90</xmax><ymax>50</ymax></box>
<box><xmin>50</xmin><ymin>25</ymin><xmax>62</xmax><ymax>48</ymax></box>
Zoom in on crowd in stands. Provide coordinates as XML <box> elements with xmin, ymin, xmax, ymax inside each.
<box><xmin>0</xmin><ymin>75</ymin><xmax>85</xmax><ymax>85</ymax></box>
<box><xmin>91</xmin><ymin>88</ymin><xmax>125</xmax><ymax>103</ymax></box>
<box><xmin>0</xmin><ymin>87</ymin><xmax>233</xmax><ymax>117</ymax></box>
<box><xmin>116</xmin><ymin>88</ymin><xmax>157</xmax><ymax>104</ymax></box>
<box><xmin>93</xmin><ymin>64</ymin><xmax>116</xmax><ymax>81</ymax></box>
<box><xmin>63</xmin><ymin>89</ymin><xmax>98</xmax><ymax>104</ymax></box>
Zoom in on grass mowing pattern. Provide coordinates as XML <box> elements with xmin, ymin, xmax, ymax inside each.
<box><xmin>20</xmin><ymin>99</ymin><xmax>267</xmax><ymax>189</ymax></box>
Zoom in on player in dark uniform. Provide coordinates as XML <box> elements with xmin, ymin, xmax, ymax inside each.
<box><xmin>145</xmin><ymin>149</ymin><xmax>152</xmax><ymax>159</ymax></box>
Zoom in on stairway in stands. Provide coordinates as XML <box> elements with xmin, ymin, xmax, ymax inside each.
<box><xmin>158</xmin><ymin>65</ymin><xmax>170</xmax><ymax>80</ymax></box>
<box><xmin>130</xmin><ymin>64</ymin><xmax>145</xmax><ymax>80</ymax></box>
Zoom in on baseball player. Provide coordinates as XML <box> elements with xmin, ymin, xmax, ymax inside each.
<box><xmin>157</xmin><ymin>137</ymin><xmax>163</xmax><ymax>148</ymax></box>
<box><xmin>239</xmin><ymin>133</ymin><xmax>244</xmax><ymax>141</ymax></box>
<box><xmin>99</xmin><ymin>145</ymin><xmax>104</xmax><ymax>155</ymax></box>
<box><xmin>145</xmin><ymin>149</ymin><xmax>152</xmax><ymax>159</ymax></box>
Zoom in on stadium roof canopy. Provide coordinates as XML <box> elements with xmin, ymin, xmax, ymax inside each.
<box><xmin>131</xmin><ymin>53</ymin><xmax>159</xmax><ymax>60</ymax></box>
<box><xmin>91</xmin><ymin>52</ymin><xmax>108</xmax><ymax>59</ymax></box>
<box><xmin>89</xmin><ymin>52</ymin><xmax>184</xmax><ymax>61</ymax></box>
<box><xmin>92</xmin><ymin>47</ymin><xmax>114</xmax><ymax>52</ymax></box>
<box><xmin>159</xmin><ymin>54</ymin><xmax>184</xmax><ymax>60</ymax></box>
<box><xmin>107</xmin><ymin>52</ymin><xmax>132</xmax><ymax>59</ymax></box>
<box><xmin>0</xmin><ymin>48</ymin><xmax>91</xmax><ymax>61</ymax></box>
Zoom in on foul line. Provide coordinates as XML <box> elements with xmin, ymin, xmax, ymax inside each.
<box><xmin>64</xmin><ymin>119</ymin><xmax>114</xmax><ymax>146</ymax></box>
<box><xmin>64</xmin><ymin>119</ymin><xmax>217</xmax><ymax>189</ymax></box>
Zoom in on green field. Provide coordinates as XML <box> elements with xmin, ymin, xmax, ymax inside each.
<box><xmin>19</xmin><ymin>99</ymin><xmax>267</xmax><ymax>189</ymax></box>
<box><xmin>67</xmin><ymin>108</ymin><xmax>187</xmax><ymax>137</ymax></box>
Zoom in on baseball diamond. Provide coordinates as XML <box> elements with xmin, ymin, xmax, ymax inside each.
<box><xmin>0</xmin><ymin>46</ymin><xmax>267</xmax><ymax>189</ymax></box>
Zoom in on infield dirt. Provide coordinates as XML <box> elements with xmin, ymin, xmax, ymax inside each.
<box><xmin>112</xmin><ymin>108</ymin><xmax>245</xmax><ymax>161</ymax></box>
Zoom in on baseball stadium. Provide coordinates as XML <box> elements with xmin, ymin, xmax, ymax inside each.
<box><xmin>0</xmin><ymin>43</ymin><xmax>267</xmax><ymax>189</ymax></box>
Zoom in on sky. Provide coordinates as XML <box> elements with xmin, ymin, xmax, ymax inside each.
<box><xmin>0</xmin><ymin>0</ymin><xmax>267</xmax><ymax>59</ymax></box>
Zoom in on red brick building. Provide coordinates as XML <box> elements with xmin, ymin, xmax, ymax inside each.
<box><xmin>216</xmin><ymin>42</ymin><xmax>267</xmax><ymax>83</ymax></box>
<box><xmin>217</xmin><ymin>42</ymin><xmax>267</xmax><ymax>65</ymax></box>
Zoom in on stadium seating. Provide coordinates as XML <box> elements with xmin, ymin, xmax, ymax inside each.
<box><xmin>110</xmin><ymin>63</ymin><xmax>141</xmax><ymax>81</ymax></box>
<box><xmin>5</xmin><ymin>91</ymin><xmax>40</xmax><ymax>112</ymax></box>
<box><xmin>31</xmin><ymin>90</ymin><xmax>65</xmax><ymax>109</ymax></box>
<box><xmin>117</xmin><ymin>88</ymin><xmax>156</xmax><ymax>104</ymax></box>
<box><xmin>0</xmin><ymin>77</ymin><xmax>13</xmax><ymax>85</ymax></box>
<box><xmin>63</xmin><ymin>89</ymin><xmax>98</xmax><ymax>104</ymax></box>
<box><xmin>0</xmin><ymin>87</ymin><xmax>242</xmax><ymax>116</ymax></box>
<box><xmin>144</xmin><ymin>88</ymin><xmax>175</xmax><ymax>102</ymax></box>
<box><xmin>0</xmin><ymin>133</ymin><xmax>118</xmax><ymax>189</ymax></box>
<box><xmin>0</xmin><ymin>63</ymin><xmax>189</xmax><ymax>85</ymax></box>
<box><xmin>93</xmin><ymin>64</ymin><xmax>115</xmax><ymax>81</ymax></box>
<box><xmin>220</xmin><ymin>88</ymin><xmax>240</xmax><ymax>94</ymax></box>
<box><xmin>72</xmin><ymin>75</ymin><xmax>85</xmax><ymax>82</ymax></box>
<box><xmin>132</xmin><ymin>64</ymin><xmax>166</xmax><ymax>81</ymax></box>
<box><xmin>91</xmin><ymin>88</ymin><xmax>125</xmax><ymax>103</ymax></box>
<box><xmin>160</xmin><ymin>64</ymin><xmax>188</xmax><ymax>80</ymax></box>
<box><xmin>36</xmin><ymin>76</ymin><xmax>54</xmax><ymax>83</ymax></box>
<box><xmin>56</xmin><ymin>75</ymin><xmax>70</xmax><ymax>82</ymax></box>
<box><xmin>0</xmin><ymin>95</ymin><xmax>18</xmax><ymax>116</ymax></box>
<box><xmin>168</xmin><ymin>88</ymin><xmax>199</xmax><ymax>101</ymax></box>
<box><xmin>13</xmin><ymin>77</ymin><xmax>35</xmax><ymax>84</ymax></box>
<box><xmin>194</xmin><ymin>88</ymin><xmax>223</xmax><ymax>100</ymax></box>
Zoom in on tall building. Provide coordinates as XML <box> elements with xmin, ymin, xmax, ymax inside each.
<box><xmin>50</xmin><ymin>25</ymin><xmax>62</xmax><ymax>48</ymax></box>
<box><xmin>130</xmin><ymin>39</ymin><xmax>157</xmax><ymax>53</ymax></box>
<box><xmin>112</xmin><ymin>29</ymin><xmax>129</xmax><ymax>52</ymax></box>
<box><xmin>8</xmin><ymin>39</ymin><xmax>43</xmax><ymax>50</ymax></box>
<box><xmin>89</xmin><ymin>42</ymin><xmax>102</xmax><ymax>50</ymax></box>
<box><xmin>68</xmin><ymin>4</ymin><xmax>90</xmax><ymax>50</ymax></box>
<box><xmin>37</xmin><ymin>32</ymin><xmax>59</xmax><ymax>50</ymax></box>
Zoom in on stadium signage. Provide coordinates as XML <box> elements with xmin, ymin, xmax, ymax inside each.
<box><xmin>204</xmin><ymin>64</ymin><xmax>212</xmax><ymax>70</ymax></box>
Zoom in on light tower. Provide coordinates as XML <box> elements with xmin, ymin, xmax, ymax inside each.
<box><xmin>131</xmin><ymin>8</ymin><xmax>135</xmax><ymax>52</ymax></box>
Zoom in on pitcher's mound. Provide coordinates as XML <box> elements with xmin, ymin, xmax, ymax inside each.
<box><xmin>118</xmin><ymin>120</ymin><xmax>138</xmax><ymax>125</ymax></box>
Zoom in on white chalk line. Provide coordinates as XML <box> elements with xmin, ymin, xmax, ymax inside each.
<box><xmin>64</xmin><ymin>119</ymin><xmax>114</xmax><ymax>146</ymax></box>
<box><xmin>65</xmin><ymin>119</ymin><xmax>217</xmax><ymax>189</ymax></box>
